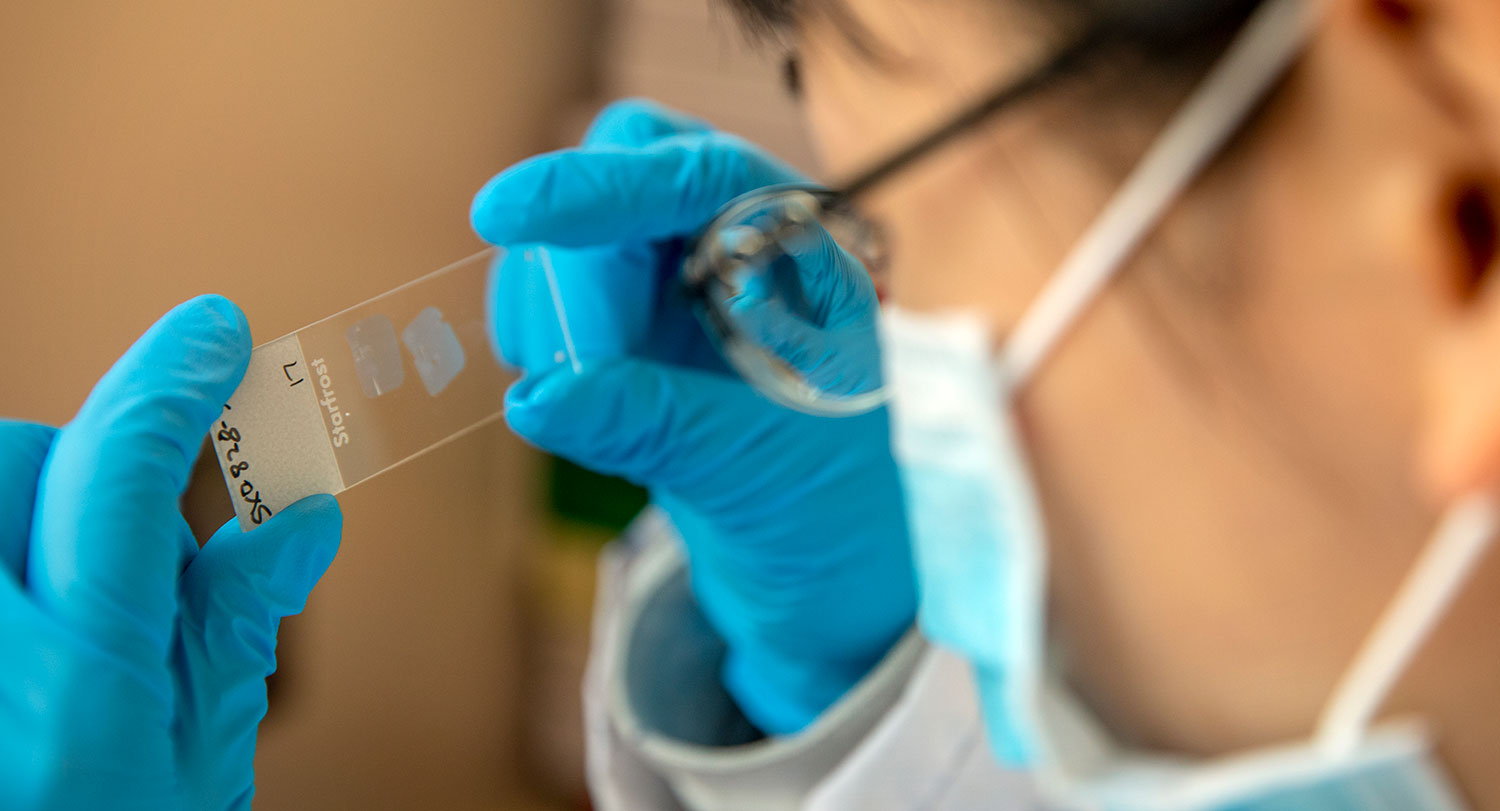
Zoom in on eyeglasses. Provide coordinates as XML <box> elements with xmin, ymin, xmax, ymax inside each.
<box><xmin>681</xmin><ymin>26</ymin><xmax>1106</xmax><ymax>416</ymax></box>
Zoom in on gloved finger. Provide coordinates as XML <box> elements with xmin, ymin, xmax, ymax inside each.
<box><xmin>505</xmin><ymin>359</ymin><xmax>802</xmax><ymax>500</ymax></box>
<box><xmin>725</xmin><ymin>294</ymin><xmax>883</xmax><ymax>397</ymax></box>
<box><xmin>716</xmin><ymin>221</ymin><xmax>883</xmax><ymax>395</ymax></box>
<box><xmin>582</xmin><ymin>98</ymin><xmax>712</xmax><ymax>149</ymax></box>
<box><xmin>175</xmin><ymin>493</ymin><xmax>342</xmax><ymax>811</ymax></box>
<box><xmin>484</xmin><ymin>101</ymin><xmax>717</xmax><ymax>371</ymax></box>
<box><xmin>489</xmin><ymin>244</ymin><xmax>733</xmax><ymax>387</ymax></box>
<box><xmin>0</xmin><ymin>420</ymin><xmax>56</xmax><ymax>582</ymax></box>
<box><xmin>470</xmin><ymin>131</ymin><xmax>804</xmax><ymax>248</ymax></box>
<box><xmin>487</xmin><ymin>245</ymin><xmax>559</xmax><ymax>370</ymax></box>
<box><xmin>30</xmin><ymin>295</ymin><xmax>251</xmax><ymax>656</ymax></box>
<box><xmin>0</xmin><ymin>575</ymin><xmax>181</xmax><ymax>810</ymax></box>
<box><xmin>488</xmin><ymin>243</ymin><xmax>662</xmax><ymax>371</ymax></box>
<box><xmin>776</xmin><ymin>216</ymin><xmax>881</xmax><ymax>327</ymax></box>
<box><xmin>719</xmin><ymin>213</ymin><xmax>877</xmax><ymax>330</ymax></box>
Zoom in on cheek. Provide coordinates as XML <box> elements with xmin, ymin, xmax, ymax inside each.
<box><xmin>1223</xmin><ymin>32</ymin><xmax>1475</xmax><ymax>524</ymax></box>
<box><xmin>1237</xmin><ymin>169</ymin><xmax>1437</xmax><ymax>523</ymax></box>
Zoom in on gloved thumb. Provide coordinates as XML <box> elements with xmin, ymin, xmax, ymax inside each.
<box><xmin>31</xmin><ymin>295</ymin><xmax>251</xmax><ymax>665</ymax></box>
<box><xmin>174</xmin><ymin>493</ymin><xmax>342</xmax><ymax>811</ymax></box>
<box><xmin>504</xmin><ymin>360</ymin><xmax>780</xmax><ymax>498</ymax></box>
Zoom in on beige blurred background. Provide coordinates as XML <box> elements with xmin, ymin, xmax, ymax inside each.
<box><xmin>0</xmin><ymin>1</ymin><xmax>810</xmax><ymax>809</ymax></box>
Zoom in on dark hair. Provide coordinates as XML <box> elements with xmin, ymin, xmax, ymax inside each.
<box><xmin>724</xmin><ymin>0</ymin><xmax>1265</xmax><ymax>69</ymax></box>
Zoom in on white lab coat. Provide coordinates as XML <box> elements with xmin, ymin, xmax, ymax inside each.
<box><xmin>580</xmin><ymin>511</ymin><xmax>1479</xmax><ymax>811</ymax></box>
<box><xmin>581</xmin><ymin>511</ymin><xmax>1039</xmax><ymax>810</ymax></box>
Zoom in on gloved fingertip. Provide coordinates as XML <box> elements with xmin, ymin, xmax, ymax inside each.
<box><xmin>266</xmin><ymin>495</ymin><xmax>342</xmax><ymax>609</ymax></box>
<box><xmin>53</xmin><ymin>295</ymin><xmax>253</xmax><ymax>505</ymax></box>
<box><xmin>162</xmin><ymin>294</ymin><xmax>253</xmax><ymax>368</ymax></box>
<box><xmin>471</xmin><ymin>152</ymin><xmax>565</xmax><ymax>245</ymax></box>
<box><xmin>470</xmin><ymin>173</ymin><xmax>512</xmax><ymax>244</ymax></box>
<box><xmin>214</xmin><ymin>492</ymin><xmax>340</xmax><ymax>571</ymax></box>
<box><xmin>185</xmin><ymin>293</ymin><xmax>250</xmax><ymax>338</ymax></box>
<box><xmin>277</xmin><ymin>492</ymin><xmax>343</xmax><ymax>576</ymax></box>
<box><xmin>503</xmin><ymin>369</ymin><xmax>583</xmax><ymax>448</ymax></box>
<box><xmin>186</xmin><ymin>492</ymin><xmax>341</xmax><ymax>627</ymax></box>
<box><xmin>283</xmin><ymin>491</ymin><xmax>342</xmax><ymax>524</ymax></box>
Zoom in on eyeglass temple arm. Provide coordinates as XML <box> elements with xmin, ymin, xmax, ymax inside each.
<box><xmin>835</xmin><ymin>25</ymin><xmax>1107</xmax><ymax>201</ymax></box>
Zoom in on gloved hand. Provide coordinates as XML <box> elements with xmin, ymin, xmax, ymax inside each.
<box><xmin>471</xmin><ymin>99</ymin><xmax>916</xmax><ymax>735</ymax></box>
<box><xmin>0</xmin><ymin>296</ymin><xmax>342</xmax><ymax>810</ymax></box>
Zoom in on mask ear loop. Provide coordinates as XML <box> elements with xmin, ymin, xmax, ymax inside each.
<box><xmin>1315</xmin><ymin>494</ymin><xmax>1499</xmax><ymax>758</ymax></box>
<box><xmin>995</xmin><ymin>0</ymin><xmax>1325</xmax><ymax>390</ymax></box>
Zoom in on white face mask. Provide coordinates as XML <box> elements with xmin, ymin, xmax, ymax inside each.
<box><xmin>880</xmin><ymin>0</ymin><xmax>1498</xmax><ymax>808</ymax></box>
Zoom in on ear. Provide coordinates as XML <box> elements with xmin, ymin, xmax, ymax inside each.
<box><xmin>1388</xmin><ymin>0</ymin><xmax>1500</xmax><ymax>498</ymax></box>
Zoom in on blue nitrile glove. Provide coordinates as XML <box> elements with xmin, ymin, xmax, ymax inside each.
<box><xmin>472</xmin><ymin>99</ymin><xmax>916</xmax><ymax>736</ymax></box>
<box><xmin>0</xmin><ymin>296</ymin><xmax>342</xmax><ymax>810</ymax></box>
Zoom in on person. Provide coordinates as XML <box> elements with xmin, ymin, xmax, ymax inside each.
<box><xmin>471</xmin><ymin>0</ymin><xmax>1500</xmax><ymax>807</ymax></box>
<box><xmin>5</xmin><ymin>0</ymin><xmax>1500</xmax><ymax>808</ymax></box>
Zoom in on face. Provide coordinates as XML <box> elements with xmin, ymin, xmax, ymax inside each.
<box><xmin>790</xmin><ymin>0</ymin><xmax>1500</xmax><ymax>800</ymax></box>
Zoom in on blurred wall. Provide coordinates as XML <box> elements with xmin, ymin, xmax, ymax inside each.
<box><xmin>0</xmin><ymin>2</ymin><xmax>597</xmax><ymax>809</ymax></box>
